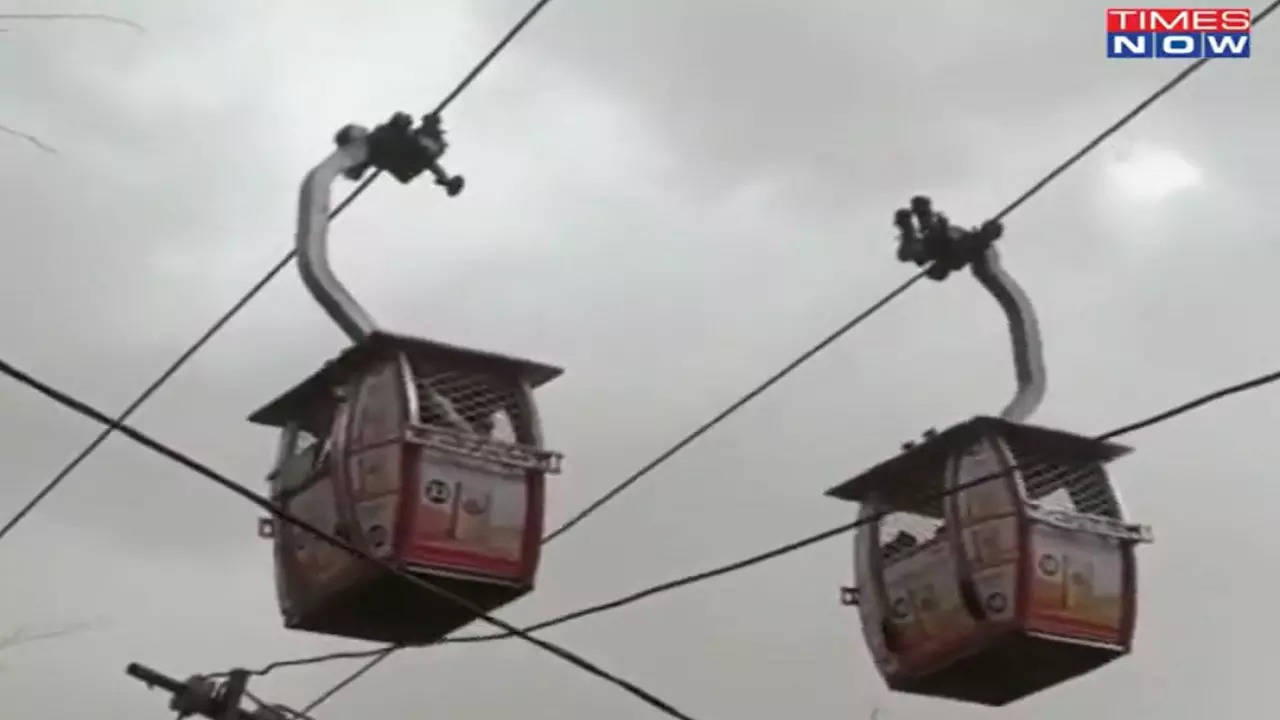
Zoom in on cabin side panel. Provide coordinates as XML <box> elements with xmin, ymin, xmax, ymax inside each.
<box><xmin>854</xmin><ymin>520</ymin><xmax>898</xmax><ymax>678</ymax></box>
<box><xmin>882</xmin><ymin>541</ymin><xmax>977</xmax><ymax>670</ymax></box>
<box><xmin>400</xmin><ymin>450</ymin><xmax>530</xmax><ymax>582</ymax></box>
<box><xmin>279</xmin><ymin>472</ymin><xmax>365</xmax><ymax>618</ymax></box>
<box><xmin>1024</xmin><ymin>524</ymin><xmax>1126</xmax><ymax>644</ymax></box>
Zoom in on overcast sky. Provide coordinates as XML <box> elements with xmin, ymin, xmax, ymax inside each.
<box><xmin>1</xmin><ymin>1</ymin><xmax>1277</xmax><ymax>719</ymax></box>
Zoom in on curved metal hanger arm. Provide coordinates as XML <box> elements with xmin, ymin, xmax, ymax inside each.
<box><xmin>297</xmin><ymin>133</ymin><xmax>378</xmax><ymax>343</ymax></box>
<box><xmin>970</xmin><ymin>244</ymin><xmax>1046</xmax><ymax>423</ymax></box>
<box><xmin>295</xmin><ymin>113</ymin><xmax>465</xmax><ymax>345</ymax></box>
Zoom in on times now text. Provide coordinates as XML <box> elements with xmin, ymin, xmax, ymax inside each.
<box><xmin>1106</xmin><ymin>8</ymin><xmax>1251</xmax><ymax>58</ymax></box>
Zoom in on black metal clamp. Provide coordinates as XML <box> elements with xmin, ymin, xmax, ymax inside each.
<box><xmin>894</xmin><ymin>195</ymin><xmax>1002</xmax><ymax>281</ymax></box>
<box><xmin>298</xmin><ymin>112</ymin><xmax>466</xmax><ymax>344</ymax></box>
<box><xmin>335</xmin><ymin>112</ymin><xmax>465</xmax><ymax>195</ymax></box>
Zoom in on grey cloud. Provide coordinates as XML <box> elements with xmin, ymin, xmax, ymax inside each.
<box><xmin>2</xmin><ymin>1</ymin><xmax>1277</xmax><ymax>720</ymax></box>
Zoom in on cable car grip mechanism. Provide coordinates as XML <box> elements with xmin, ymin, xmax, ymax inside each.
<box><xmin>335</xmin><ymin>111</ymin><xmax>465</xmax><ymax>194</ymax></box>
<box><xmin>893</xmin><ymin>195</ymin><xmax>1046</xmax><ymax>425</ymax></box>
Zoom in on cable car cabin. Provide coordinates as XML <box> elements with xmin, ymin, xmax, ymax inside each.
<box><xmin>251</xmin><ymin>330</ymin><xmax>563</xmax><ymax>644</ymax></box>
<box><xmin>827</xmin><ymin>416</ymin><xmax>1152</xmax><ymax>706</ymax></box>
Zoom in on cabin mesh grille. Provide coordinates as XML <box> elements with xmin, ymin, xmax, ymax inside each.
<box><xmin>408</xmin><ymin>361</ymin><xmax>528</xmax><ymax>445</ymax></box>
<box><xmin>1007</xmin><ymin>446</ymin><xmax>1122</xmax><ymax>520</ymax></box>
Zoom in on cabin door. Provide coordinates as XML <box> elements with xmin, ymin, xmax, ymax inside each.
<box><xmin>945</xmin><ymin>435</ymin><xmax>1021</xmax><ymax>628</ymax></box>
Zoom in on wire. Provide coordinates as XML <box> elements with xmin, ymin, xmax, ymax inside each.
<box><xmin>432</xmin><ymin>0</ymin><xmax>555</xmax><ymax>115</ymax></box>
<box><xmin>234</xmin><ymin>246</ymin><xmax>1270</xmax><ymax>673</ymax></box>
<box><xmin>468</xmin><ymin>366</ymin><xmax>1280</xmax><ymax>639</ymax></box>
<box><xmin>1096</xmin><ymin>368</ymin><xmax>1280</xmax><ymax>441</ymax></box>
<box><xmin>239</xmin><ymin>646</ymin><xmax>398</xmax><ymax>676</ymax></box>
<box><xmin>243</xmin><ymin>690</ymin><xmax>316</xmax><ymax>720</ymax></box>
<box><xmin>0</xmin><ymin>355</ymin><xmax>697</xmax><ymax>720</ymax></box>
<box><xmin>3</xmin><ymin>13</ymin><xmax>143</xmax><ymax>155</ymax></box>
<box><xmin>0</xmin><ymin>13</ymin><xmax>145</xmax><ymax>33</ymax></box>
<box><xmin>0</xmin><ymin>173</ymin><xmax>377</xmax><ymax>545</ymax></box>
<box><xmin>298</xmin><ymin>648</ymin><xmax>396</xmax><ymax>716</ymax></box>
<box><xmin>994</xmin><ymin>0</ymin><xmax>1279</xmax><ymax>222</ymax></box>
<box><xmin>471</xmin><ymin>367</ymin><xmax>1280</xmax><ymax>637</ymax></box>
<box><xmin>232</xmin><ymin>362</ymin><xmax>1280</xmax><ymax>669</ymax></box>
<box><xmin>537</xmin><ymin>0</ymin><xmax>1280</xmax><ymax>545</ymax></box>
<box><xmin>0</xmin><ymin>0</ymin><xmax>557</xmax><ymax>545</ymax></box>
<box><xmin>0</xmin><ymin>122</ymin><xmax>57</xmax><ymax>154</ymax></box>
<box><xmin>541</xmin><ymin>269</ymin><xmax>929</xmax><ymax>544</ymax></box>
<box><xmin>457</xmin><ymin>462</ymin><xmax>1082</xmax><ymax>642</ymax></box>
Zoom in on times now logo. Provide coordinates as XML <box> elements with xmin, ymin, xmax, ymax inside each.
<box><xmin>1107</xmin><ymin>8</ymin><xmax>1251</xmax><ymax>58</ymax></box>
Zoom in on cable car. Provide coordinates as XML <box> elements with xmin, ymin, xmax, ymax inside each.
<box><xmin>826</xmin><ymin>197</ymin><xmax>1153</xmax><ymax>705</ymax></box>
<box><xmin>252</xmin><ymin>113</ymin><xmax>564</xmax><ymax>644</ymax></box>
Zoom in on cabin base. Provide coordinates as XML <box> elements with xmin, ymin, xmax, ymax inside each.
<box><xmin>888</xmin><ymin>632</ymin><xmax>1125</xmax><ymax>706</ymax></box>
<box><xmin>285</xmin><ymin>568</ymin><xmax>531</xmax><ymax>644</ymax></box>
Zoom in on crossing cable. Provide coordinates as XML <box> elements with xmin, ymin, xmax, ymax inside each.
<box><xmin>539</xmin><ymin>0</ymin><xmax>1280</xmax><ymax>544</ymax></box>
<box><xmin>542</xmin><ymin>270</ymin><xmax>929</xmax><ymax>543</ymax></box>
<box><xmin>234</xmin><ymin>362</ymin><xmax>1280</xmax><ymax>682</ymax></box>
<box><xmin>0</xmin><ymin>356</ymin><xmax>698</xmax><ymax>720</ymax></box>
<box><xmin>0</xmin><ymin>13</ymin><xmax>145</xmax><ymax>33</ymax></box>
<box><xmin>0</xmin><ymin>178</ymin><xmax>374</xmax><ymax>544</ymax></box>
<box><xmin>297</xmin><ymin>650</ymin><xmax>396</xmax><ymax>717</ymax></box>
<box><xmin>235</xmin><ymin>363</ymin><xmax>1280</xmax><ymax>713</ymax></box>
<box><xmin>0</xmin><ymin>0</ymin><xmax>558</xmax><ymax>545</ymax></box>
<box><xmin>458</xmin><ymin>365</ymin><xmax>1280</xmax><ymax>640</ymax></box>
<box><xmin>198</xmin><ymin>270</ymin><xmax>930</xmax><ymax>694</ymax></box>
<box><xmin>243</xmin><ymin>690</ymin><xmax>315</xmax><ymax>720</ymax></box>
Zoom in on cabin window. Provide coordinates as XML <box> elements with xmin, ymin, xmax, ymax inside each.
<box><xmin>273</xmin><ymin>445</ymin><xmax>319</xmax><ymax>496</ymax></box>
<box><xmin>269</xmin><ymin>429</ymin><xmax>330</xmax><ymax>498</ymax></box>
<box><xmin>1011</xmin><ymin>449</ymin><xmax>1121</xmax><ymax>519</ymax></box>
<box><xmin>407</xmin><ymin>360</ymin><xmax>528</xmax><ymax>444</ymax></box>
<box><xmin>877</xmin><ymin>510</ymin><xmax>946</xmax><ymax>563</ymax></box>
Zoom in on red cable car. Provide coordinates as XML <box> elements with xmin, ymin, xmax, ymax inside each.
<box><xmin>827</xmin><ymin>198</ymin><xmax>1153</xmax><ymax>705</ymax></box>
<box><xmin>253</xmin><ymin>114</ymin><xmax>564</xmax><ymax>644</ymax></box>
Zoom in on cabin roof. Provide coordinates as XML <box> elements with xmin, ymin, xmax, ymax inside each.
<box><xmin>824</xmin><ymin>416</ymin><xmax>1132</xmax><ymax>514</ymax></box>
<box><xmin>248</xmin><ymin>330</ymin><xmax>564</xmax><ymax>430</ymax></box>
